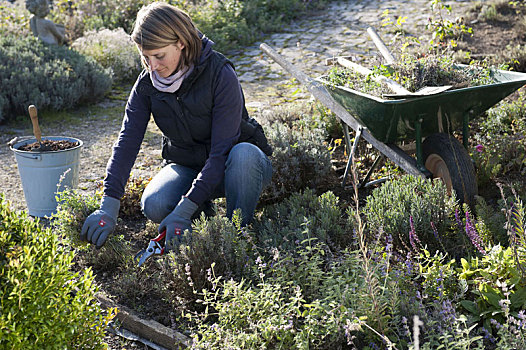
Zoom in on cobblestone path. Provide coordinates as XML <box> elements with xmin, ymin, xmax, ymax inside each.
<box><xmin>231</xmin><ymin>0</ymin><xmax>472</xmax><ymax>109</ymax></box>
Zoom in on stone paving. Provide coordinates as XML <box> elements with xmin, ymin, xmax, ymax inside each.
<box><xmin>229</xmin><ymin>0</ymin><xmax>472</xmax><ymax>110</ymax></box>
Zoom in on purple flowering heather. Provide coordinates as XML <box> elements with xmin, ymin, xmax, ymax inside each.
<box><xmin>409</xmin><ymin>216</ymin><xmax>421</xmax><ymax>252</ymax></box>
<box><xmin>465</xmin><ymin>212</ymin><xmax>486</xmax><ymax>255</ymax></box>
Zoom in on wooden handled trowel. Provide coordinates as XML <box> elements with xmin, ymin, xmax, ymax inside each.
<box><xmin>28</xmin><ymin>105</ymin><xmax>52</xmax><ymax>152</ymax></box>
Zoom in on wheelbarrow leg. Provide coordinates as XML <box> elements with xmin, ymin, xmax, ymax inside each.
<box><xmin>415</xmin><ymin>116</ymin><xmax>428</xmax><ymax>173</ymax></box>
<box><xmin>342</xmin><ymin>126</ymin><xmax>364</xmax><ymax>187</ymax></box>
<box><xmin>462</xmin><ymin>110</ymin><xmax>474</xmax><ymax>149</ymax></box>
<box><xmin>341</xmin><ymin>122</ymin><xmax>352</xmax><ymax>159</ymax></box>
<box><xmin>359</xmin><ymin>154</ymin><xmax>384</xmax><ymax>188</ymax></box>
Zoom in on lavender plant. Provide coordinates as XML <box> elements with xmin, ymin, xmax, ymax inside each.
<box><xmin>256</xmin><ymin>188</ymin><xmax>352</xmax><ymax>251</ymax></box>
<box><xmin>363</xmin><ymin>175</ymin><xmax>457</xmax><ymax>255</ymax></box>
<box><xmin>0</xmin><ymin>35</ymin><xmax>112</xmax><ymax>123</ymax></box>
<box><xmin>72</xmin><ymin>28</ymin><xmax>142</xmax><ymax>84</ymax></box>
<box><xmin>261</xmin><ymin>123</ymin><xmax>332</xmax><ymax>204</ymax></box>
<box><xmin>162</xmin><ymin>211</ymin><xmax>255</xmax><ymax>307</ymax></box>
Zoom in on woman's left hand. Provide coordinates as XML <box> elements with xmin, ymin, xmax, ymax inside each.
<box><xmin>158</xmin><ymin>196</ymin><xmax>198</xmax><ymax>251</ymax></box>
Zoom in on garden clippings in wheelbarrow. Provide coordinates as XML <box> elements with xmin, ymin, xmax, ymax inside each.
<box><xmin>323</xmin><ymin>53</ymin><xmax>502</xmax><ymax>98</ymax></box>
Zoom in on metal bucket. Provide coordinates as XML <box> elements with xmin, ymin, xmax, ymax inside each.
<box><xmin>10</xmin><ymin>136</ymin><xmax>83</xmax><ymax>217</ymax></box>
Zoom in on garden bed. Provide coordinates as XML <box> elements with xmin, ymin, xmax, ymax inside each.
<box><xmin>2</xmin><ymin>0</ymin><xmax>526</xmax><ymax>349</ymax></box>
<box><xmin>56</xmin><ymin>2</ymin><xmax>526</xmax><ymax>349</ymax></box>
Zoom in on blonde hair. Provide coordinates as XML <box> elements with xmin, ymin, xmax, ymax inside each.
<box><xmin>131</xmin><ymin>2</ymin><xmax>202</xmax><ymax>70</ymax></box>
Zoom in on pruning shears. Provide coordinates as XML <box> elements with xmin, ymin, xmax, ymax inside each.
<box><xmin>134</xmin><ymin>230</ymin><xmax>166</xmax><ymax>267</ymax></box>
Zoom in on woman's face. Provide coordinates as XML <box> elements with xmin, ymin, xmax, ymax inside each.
<box><xmin>141</xmin><ymin>42</ymin><xmax>185</xmax><ymax>78</ymax></box>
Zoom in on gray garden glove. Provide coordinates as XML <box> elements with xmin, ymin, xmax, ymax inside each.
<box><xmin>158</xmin><ymin>196</ymin><xmax>198</xmax><ymax>251</ymax></box>
<box><xmin>80</xmin><ymin>196</ymin><xmax>120</xmax><ymax>248</ymax></box>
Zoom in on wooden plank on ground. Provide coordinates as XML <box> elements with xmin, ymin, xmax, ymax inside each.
<box><xmin>97</xmin><ymin>294</ymin><xmax>192</xmax><ymax>350</ymax></box>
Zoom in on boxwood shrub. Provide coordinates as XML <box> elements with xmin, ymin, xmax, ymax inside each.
<box><xmin>0</xmin><ymin>194</ymin><xmax>113</xmax><ymax>349</ymax></box>
<box><xmin>0</xmin><ymin>34</ymin><xmax>112</xmax><ymax>123</ymax></box>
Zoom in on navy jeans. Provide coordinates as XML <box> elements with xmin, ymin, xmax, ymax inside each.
<box><xmin>141</xmin><ymin>142</ymin><xmax>273</xmax><ymax>226</ymax></box>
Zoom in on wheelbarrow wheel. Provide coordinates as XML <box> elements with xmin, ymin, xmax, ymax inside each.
<box><xmin>422</xmin><ymin>133</ymin><xmax>477</xmax><ymax>206</ymax></box>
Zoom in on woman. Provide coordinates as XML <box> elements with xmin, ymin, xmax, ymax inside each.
<box><xmin>81</xmin><ymin>2</ymin><xmax>273</xmax><ymax>250</ymax></box>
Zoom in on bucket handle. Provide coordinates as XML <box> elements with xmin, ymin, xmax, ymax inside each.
<box><xmin>8</xmin><ymin>136</ymin><xmax>34</xmax><ymax>147</ymax></box>
<box><xmin>16</xmin><ymin>153</ymin><xmax>42</xmax><ymax>161</ymax></box>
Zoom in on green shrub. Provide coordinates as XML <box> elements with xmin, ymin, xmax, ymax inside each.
<box><xmin>0</xmin><ymin>1</ymin><xmax>31</xmax><ymax>38</ymax></box>
<box><xmin>458</xmin><ymin>244</ymin><xmax>526</xmax><ymax>333</ymax></box>
<box><xmin>261</xmin><ymin>123</ymin><xmax>332</xmax><ymax>203</ymax></box>
<box><xmin>471</xmin><ymin>90</ymin><xmax>526</xmax><ymax>184</ymax></box>
<box><xmin>51</xmin><ymin>0</ymin><xmax>327</xmax><ymax>53</ymax></box>
<box><xmin>162</xmin><ymin>212</ymin><xmax>255</xmax><ymax>307</ymax></box>
<box><xmin>191</xmin><ymin>0</ymin><xmax>253</xmax><ymax>51</ymax></box>
<box><xmin>187</xmin><ymin>239</ymin><xmax>401</xmax><ymax>349</ymax></box>
<box><xmin>191</xmin><ymin>0</ymin><xmax>328</xmax><ymax>52</ymax></box>
<box><xmin>0</xmin><ymin>194</ymin><xmax>114</xmax><ymax>349</ymax></box>
<box><xmin>256</xmin><ymin>189</ymin><xmax>352</xmax><ymax>251</ymax></box>
<box><xmin>71</xmin><ymin>28</ymin><xmax>143</xmax><ymax>84</ymax></box>
<box><xmin>363</xmin><ymin>175</ymin><xmax>457</xmax><ymax>254</ymax></box>
<box><xmin>0</xmin><ymin>34</ymin><xmax>112</xmax><ymax>123</ymax></box>
<box><xmin>52</xmin><ymin>0</ymin><xmax>149</xmax><ymax>39</ymax></box>
<box><xmin>188</xmin><ymin>275</ymin><xmax>357</xmax><ymax>349</ymax></box>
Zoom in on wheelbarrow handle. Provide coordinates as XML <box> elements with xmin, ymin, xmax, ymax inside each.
<box><xmin>259</xmin><ymin>42</ymin><xmax>426</xmax><ymax>178</ymax></box>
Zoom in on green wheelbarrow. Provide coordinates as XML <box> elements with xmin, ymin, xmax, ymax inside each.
<box><xmin>260</xmin><ymin>43</ymin><xmax>526</xmax><ymax>206</ymax></box>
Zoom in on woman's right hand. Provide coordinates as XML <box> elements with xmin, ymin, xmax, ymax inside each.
<box><xmin>80</xmin><ymin>196</ymin><xmax>120</xmax><ymax>248</ymax></box>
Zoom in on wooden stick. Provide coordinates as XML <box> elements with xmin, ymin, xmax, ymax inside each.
<box><xmin>28</xmin><ymin>105</ymin><xmax>42</xmax><ymax>144</ymax></box>
<box><xmin>336</xmin><ymin>57</ymin><xmax>409</xmax><ymax>95</ymax></box>
<box><xmin>366</xmin><ymin>27</ymin><xmax>396</xmax><ymax>65</ymax></box>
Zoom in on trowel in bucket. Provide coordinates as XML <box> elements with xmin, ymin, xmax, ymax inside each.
<box><xmin>28</xmin><ymin>105</ymin><xmax>53</xmax><ymax>152</ymax></box>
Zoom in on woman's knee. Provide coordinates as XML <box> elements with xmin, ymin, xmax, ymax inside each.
<box><xmin>226</xmin><ymin>142</ymin><xmax>264</xmax><ymax>170</ymax></box>
<box><xmin>225</xmin><ymin>142</ymin><xmax>272</xmax><ymax>188</ymax></box>
<box><xmin>141</xmin><ymin>191</ymin><xmax>172</xmax><ymax>223</ymax></box>
<box><xmin>141</xmin><ymin>164</ymin><xmax>197</xmax><ymax>222</ymax></box>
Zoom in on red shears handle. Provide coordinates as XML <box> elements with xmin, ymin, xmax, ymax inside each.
<box><xmin>152</xmin><ymin>230</ymin><xmax>166</xmax><ymax>254</ymax></box>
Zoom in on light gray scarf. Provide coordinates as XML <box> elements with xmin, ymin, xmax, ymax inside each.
<box><xmin>150</xmin><ymin>65</ymin><xmax>194</xmax><ymax>93</ymax></box>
